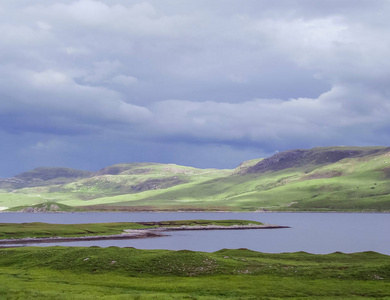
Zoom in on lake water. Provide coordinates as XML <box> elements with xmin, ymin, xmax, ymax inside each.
<box><xmin>1</xmin><ymin>212</ymin><xmax>389</xmax><ymax>254</ymax></box>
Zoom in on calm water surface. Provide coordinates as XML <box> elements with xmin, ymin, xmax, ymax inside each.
<box><xmin>1</xmin><ymin>212</ymin><xmax>389</xmax><ymax>254</ymax></box>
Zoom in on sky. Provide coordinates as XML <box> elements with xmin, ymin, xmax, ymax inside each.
<box><xmin>1</xmin><ymin>0</ymin><xmax>390</xmax><ymax>177</ymax></box>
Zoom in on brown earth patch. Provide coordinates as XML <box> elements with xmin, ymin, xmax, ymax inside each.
<box><xmin>304</xmin><ymin>171</ymin><xmax>343</xmax><ymax>180</ymax></box>
<box><xmin>382</xmin><ymin>167</ymin><xmax>390</xmax><ymax>179</ymax></box>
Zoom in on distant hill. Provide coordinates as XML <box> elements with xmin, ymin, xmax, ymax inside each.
<box><xmin>0</xmin><ymin>167</ymin><xmax>93</xmax><ymax>190</ymax></box>
<box><xmin>1</xmin><ymin>146</ymin><xmax>390</xmax><ymax>212</ymax></box>
<box><xmin>241</xmin><ymin>147</ymin><xmax>389</xmax><ymax>174</ymax></box>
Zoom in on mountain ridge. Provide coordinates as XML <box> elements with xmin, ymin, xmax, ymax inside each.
<box><xmin>1</xmin><ymin>146</ymin><xmax>390</xmax><ymax>212</ymax></box>
<box><xmin>242</xmin><ymin>146</ymin><xmax>390</xmax><ymax>174</ymax></box>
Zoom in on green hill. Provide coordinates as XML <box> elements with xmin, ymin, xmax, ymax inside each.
<box><xmin>1</xmin><ymin>146</ymin><xmax>390</xmax><ymax>212</ymax></box>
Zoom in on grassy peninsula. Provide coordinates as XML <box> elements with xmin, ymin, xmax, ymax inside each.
<box><xmin>0</xmin><ymin>220</ymin><xmax>265</xmax><ymax>241</ymax></box>
<box><xmin>1</xmin><ymin>146</ymin><xmax>390</xmax><ymax>212</ymax></box>
<box><xmin>0</xmin><ymin>247</ymin><xmax>389</xmax><ymax>299</ymax></box>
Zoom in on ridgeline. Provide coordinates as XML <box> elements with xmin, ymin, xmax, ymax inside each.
<box><xmin>1</xmin><ymin>146</ymin><xmax>390</xmax><ymax>212</ymax></box>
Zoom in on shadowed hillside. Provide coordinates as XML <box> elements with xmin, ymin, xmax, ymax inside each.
<box><xmin>241</xmin><ymin>147</ymin><xmax>390</xmax><ymax>174</ymax></box>
<box><xmin>0</xmin><ymin>167</ymin><xmax>93</xmax><ymax>189</ymax></box>
<box><xmin>1</xmin><ymin>146</ymin><xmax>390</xmax><ymax>212</ymax></box>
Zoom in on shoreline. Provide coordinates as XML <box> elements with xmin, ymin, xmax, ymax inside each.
<box><xmin>1</xmin><ymin>210</ymin><xmax>389</xmax><ymax>214</ymax></box>
<box><xmin>0</xmin><ymin>224</ymin><xmax>289</xmax><ymax>245</ymax></box>
<box><xmin>142</xmin><ymin>224</ymin><xmax>289</xmax><ymax>231</ymax></box>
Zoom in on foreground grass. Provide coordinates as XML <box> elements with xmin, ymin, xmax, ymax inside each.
<box><xmin>0</xmin><ymin>220</ymin><xmax>263</xmax><ymax>240</ymax></box>
<box><xmin>0</xmin><ymin>247</ymin><xmax>389</xmax><ymax>299</ymax></box>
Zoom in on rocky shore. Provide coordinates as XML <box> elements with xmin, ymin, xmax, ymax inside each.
<box><xmin>0</xmin><ymin>223</ymin><xmax>289</xmax><ymax>245</ymax></box>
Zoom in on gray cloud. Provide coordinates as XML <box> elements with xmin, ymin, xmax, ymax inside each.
<box><xmin>1</xmin><ymin>0</ymin><xmax>390</xmax><ymax>176</ymax></box>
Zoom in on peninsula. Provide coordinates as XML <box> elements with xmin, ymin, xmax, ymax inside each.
<box><xmin>0</xmin><ymin>219</ymin><xmax>288</xmax><ymax>245</ymax></box>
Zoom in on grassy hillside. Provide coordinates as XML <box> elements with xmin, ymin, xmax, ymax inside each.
<box><xmin>1</xmin><ymin>146</ymin><xmax>390</xmax><ymax>212</ymax></box>
<box><xmin>0</xmin><ymin>247</ymin><xmax>389</xmax><ymax>299</ymax></box>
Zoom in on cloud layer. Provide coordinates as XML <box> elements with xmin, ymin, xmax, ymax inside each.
<box><xmin>1</xmin><ymin>0</ymin><xmax>390</xmax><ymax>176</ymax></box>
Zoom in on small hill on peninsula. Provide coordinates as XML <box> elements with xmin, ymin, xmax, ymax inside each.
<box><xmin>1</xmin><ymin>146</ymin><xmax>390</xmax><ymax>212</ymax></box>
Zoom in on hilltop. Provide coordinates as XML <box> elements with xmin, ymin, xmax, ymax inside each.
<box><xmin>1</xmin><ymin>146</ymin><xmax>390</xmax><ymax>212</ymax></box>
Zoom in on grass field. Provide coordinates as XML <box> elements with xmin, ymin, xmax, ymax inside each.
<box><xmin>0</xmin><ymin>247</ymin><xmax>389</xmax><ymax>299</ymax></box>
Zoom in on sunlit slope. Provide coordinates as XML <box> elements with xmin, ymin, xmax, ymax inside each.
<box><xmin>1</xmin><ymin>146</ymin><xmax>390</xmax><ymax>211</ymax></box>
<box><xmin>0</xmin><ymin>163</ymin><xmax>231</xmax><ymax>210</ymax></box>
<box><xmin>68</xmin><ymin>147</ymin><xmax>390</xmax><ymax>211</ymax></box>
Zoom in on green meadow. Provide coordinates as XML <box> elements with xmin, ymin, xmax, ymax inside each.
<box><xmin>0</xmin><ymin>247</ymin><xmax>389</xmax><ymax>299</ymax></box>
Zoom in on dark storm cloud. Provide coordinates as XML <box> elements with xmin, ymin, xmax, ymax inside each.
<box><xmin>1</xmin><ymin>0</ymin><xmax>390</xmax><ymax>176</ymax></box>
